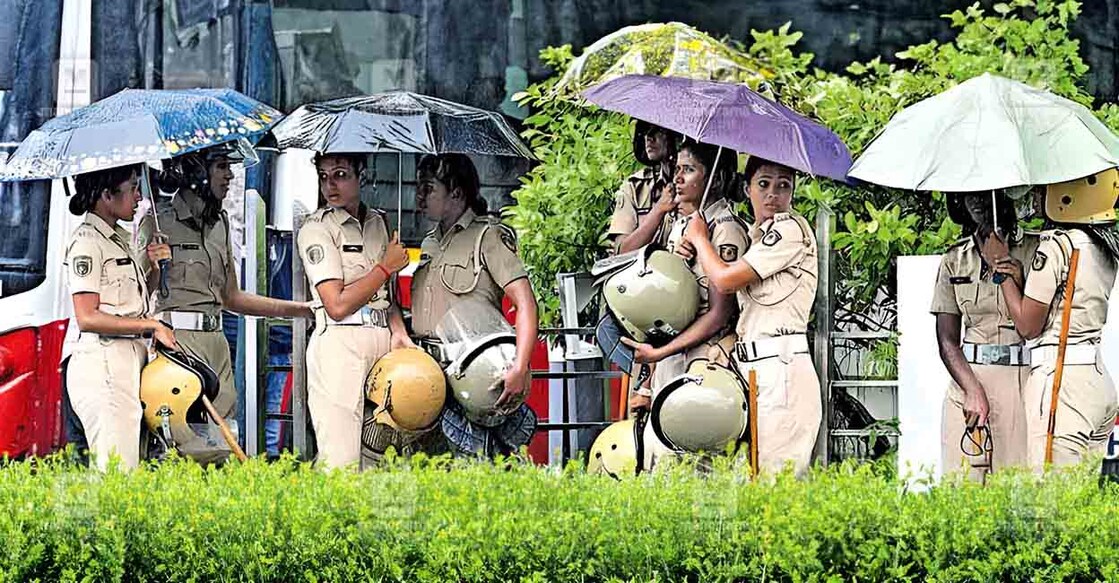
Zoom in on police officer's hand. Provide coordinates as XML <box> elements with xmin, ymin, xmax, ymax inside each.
<box><xmin>993</xmin><ymin>256</ymin><xmax>1025</xmax><ymax>289</ymax></box>
<box><xmin>675</xmin><ymin>238</ymin><xmax>696</xmax><ymax>262</ymax></box>
<box><xmin>619</xmin><ymin>337</ymin><xmax>665</xmax><ymax>364</ymax></box>
<box><xmin>146</xmin><ymin>241</ymin><xmax>172</xmax><ymax>266</ymax></box>
<box><xmin>629</xmin><ymin>392</ymin><xmax>651</xmax><ymax>413</ymax></box>
<box><xmin>381</xmin><ymin>231</ymin><xmax>410</xmax><ymax>274</ymax></box>
<box><xmin>151</xmin><ymin>321</ymin><xmax>179</xmax><ymax>351</ymax></box>
<box><xmin>654</xmin><ymin>183</ymin><xmax>678</xmax><ymax>216</ymax></box>
<box><xmin>979</xmin><ymin>232</ymin><xmax>1010</xmax><ymax>269</ymax></box>
<box><xmin>682</xmin><ymin>211</ymin><xmax>710</xmax><ymax>245</ymax></box>
<box><xmin>963</xmin><ymin>385</ymin><xmax>990</xmax><ymax>428</ymax></box>
<box><xmin>391</xmin><ymin>333</ymin><xmax>418</xmax><ymax>351</ymax></box>
<box><xmin>495</xmin><ymin>364</ymin><xmax>530</xmax><ymax>409</ymax></box>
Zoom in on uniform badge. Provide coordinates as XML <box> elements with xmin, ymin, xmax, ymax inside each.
<box><xmin>1032</xmin><ymin>251</ymin><xmax>1047</xmax><ymax>272</ymax></box>
<box><xmin>499</xmin><ymin>227</ymin><xmax>518</xmax><ymax>253</ymax></box>
<box><xmin>73</xmin><ymin>256</ymin><xmax>92</xmax><ymax>277</ymax></box>
<box><xmin>761</xmin><ymin>229</ymin><xmax>782</xmax><ymax>247</ymax></box>
<box><xmin>718</xmin><ymin>244</ymin><xmax>739</xmax><ymax>262</ymax></box>
<box><xmin>307</xmin><ymin>244</ymin><xmax>324</xmax><ymax>265</ymax></box>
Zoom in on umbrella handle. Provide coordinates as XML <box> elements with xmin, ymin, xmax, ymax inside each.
<box><xmin>158</xmin><ymin>259</ymin><xmax>170</xmax><ymax>298</ymax></box>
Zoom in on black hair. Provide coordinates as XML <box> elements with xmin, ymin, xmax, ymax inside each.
<box><xmin>677</xmin><ymin>139</ymin><xmax>739</xmax><ymax>202</ymax></box>
<box><xmin>417</xmin><ymin>153</ymin><xmax>486</xmax><ymax>215</ymax></box>
<box><xmin>742</xmin><ymin>156</ymin><xmax>796</xmax><ymax>185</ymax></box>
<box><xmin>633</xmin><ymin>120</ymin><xmax>679</xmax><ymax>167</ymax></box>
<box><xmin>69</xmin><ymin>164</ymin><xmax>142</xmax><ymax>216</ymax></box>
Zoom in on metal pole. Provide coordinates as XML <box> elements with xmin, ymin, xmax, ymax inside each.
<box><xmin>291</xmin><ymin>211</ymin><xmax>311</xmax><ymax>460</ymax></box>
<box><xmin>812</xmin><ymin>204</ymin><xmax>834</xmax><ymax>466</ymax></box>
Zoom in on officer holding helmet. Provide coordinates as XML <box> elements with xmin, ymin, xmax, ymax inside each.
<box><xmin>990</xmin><ymin>169</ymin><xmax>1119</xmax><ymax>468</ymax></box>
<box><xmin>64</xmin><ymin>164</ymin><xmax>177</xmax><ymax>471</ymax></box>
<box><xmin>145</xmin><ymin>144</ymin><xmax>312</xmax><ymax>456</ymax></box>
<box><xmin>297</xmin><ymin>152</ymin><xmax>416</xmax><ymax>469</ymax></box>
<box><xmin>681</xmin><ymin>156</ymin><xmax>821</xmax><ymax>476</ymax></box>
<box><xmin>410</xmin><ymin>153</ymin><xmax>539</xmax><ymax>458</ymax></box>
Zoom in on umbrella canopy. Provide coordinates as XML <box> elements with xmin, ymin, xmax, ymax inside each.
<box><xmin>267</xmin><ymin>91</ymin><xmax>534</xmax><ymax>159</ymax></box>
<box><xmin>848</xmin><ymin>73</ymin><xmax>1119</xmax><ymax>192</ymax></box>
<box><xmin>582</xmin><ymin>74</ymin><xmax>852</xmax><ymax>182</ymax></box>
<box><xmin>553</xmin><ymin>22</ymin><xmax>767</xmax><ymax>95</ymax></box>
<box><xmin>0</xmin><ymin>88</ymin><xmax>280</xmax><ymax>181</ymax></box>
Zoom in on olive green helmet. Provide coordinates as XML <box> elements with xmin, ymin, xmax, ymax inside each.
<box><xmin>445</xmin><ymin>333</ymin><xmax>521</xmax><ymax>428</ymax></box>
<box><xmin>595</xmin><ymin>245</ymin><xmax>700</xmax><ymax>345</ymax></box>
<box><xmin>587</xmin><ymin>413</ymin><xmax>646</xmax><ymax>479</ymax></box>
<box><xmin>651</xmin><ymin>359</ymin><xmax>748</xmax><ymax>453</ymax></box>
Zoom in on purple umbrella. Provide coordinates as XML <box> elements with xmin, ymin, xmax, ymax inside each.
<box><xmin>582</xmin><ymin>75</ymin><xmax>852</xmax><ymax>182</ymax></box>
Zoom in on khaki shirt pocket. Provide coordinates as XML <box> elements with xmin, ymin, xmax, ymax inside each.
<box><xmin>171</xmin><ymin>244</ymin><xmax>211</xmax><ymax>290</ymax></box>
<box><xmin>439</xmin><ymin>256</ymin><xmax>479</xmax><ymax>295</ymax></box>
<box><xmin>952</xmin><ymin>282</ymin><xmax>980</xmax><ymax>328</ymax></box>
<box><xmin>101</xmin><ymin>259</ymin><xmax>139</xmax><ymax>308</ymax></box>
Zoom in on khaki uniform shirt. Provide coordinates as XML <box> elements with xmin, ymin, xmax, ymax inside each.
<box><xmin>64</xmin><ymin>213</ymin><xmax>150</xmax><ymax>319</ymax></box>
<box><xmin>1024</xmin><ymin>228</ymin><xmax>1116</xmax><ymax>347</ymax></box>
<box><xmin>664</xmin><ymin>197</ymin><xmax>750</xmax><ymax>316</ymax></box>
<box><xmin>735</xmin><ymin>212</ymin><xmax>818</xmax><ymax>343</ymax></box>
<box><xmin>607</xmin><ymin>167</ymin><xmax>673</xmax><ymax>245</ymax></box>
<box><xmin>297</xmin><ymin>205</ymin><xmax>392</xmax><ymax>310</ymax></box>
<box><xmin>929</xmin><ymin>231</ymin><xmax>1040</xmax><ymax>345</ymax></box>
<box><xmin>410</xmin><ymin>210</ymin><xmax>528</xmax><ymax>337</ymax></box>
<box><xmin>147</xmin><ymin>189</ymin><xmax>236</xmax><ymax>315</ymax></box>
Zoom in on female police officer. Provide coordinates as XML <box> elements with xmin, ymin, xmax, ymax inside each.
<box><xmin>65</xmin><ymin>164</ymin><xmax>177</xmax><ymax>471</ymax></box>
<box><xmin>410</xmin><ymin>153</ymin><xmax>539</xmax><ymax>457</ymax></box>
<box><xmin>621</xmin><ymin>140</ymin><xmax>748</xmax><ymax>467</ymax></box>
<box><xmin>991</xmin><ymin>170</ymin><xmax>1119</xmax><ymax>469</ymax></box>
<box><xmin>681</xmin><ymin>156</ymin><xmax>820</xmax><ymax>476</ymax></box>
<box><xmin>297</xmin><ymin>153</ymin><xmax>411</xmax><ymax>469</ymax></box>
<box><xmin>931</xmin><ymin>190</ymin><xmax>1036</xmax><ymax>479</ymax></box>
<box><xmin>149</xmin><ymin>144</ymin><xmax>311</xmax><ymax>450</ymax></box>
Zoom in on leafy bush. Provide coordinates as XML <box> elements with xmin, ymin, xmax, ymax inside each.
<box><xmin>3</xmin><ymin>455</ymin><xmax>1119</xmax><ymax>582</ymax></box>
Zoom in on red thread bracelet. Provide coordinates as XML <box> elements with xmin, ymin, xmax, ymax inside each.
<box><xmin>375</xmin><ymin>263</ymin><xmax>391</xmax><ymax>279</ymax></box>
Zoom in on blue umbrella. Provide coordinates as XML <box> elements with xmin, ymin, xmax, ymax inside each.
<box><xmin>0</xmin><ymin>88</ymin><xmax>282</xmax><ymax>181</ymax></box>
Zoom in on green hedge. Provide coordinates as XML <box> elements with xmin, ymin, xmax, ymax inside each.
<box><xmin>2</xmin><ymin>454</ymin><xmax>1118</xmax><ymax>582</ymax></box>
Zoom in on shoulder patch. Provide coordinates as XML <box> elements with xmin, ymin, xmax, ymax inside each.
<box><xmin>307</xmin><ymin>244</ymin><xmax>325</xmax><ymax>265</ymax></box>
<box><xmin>719</xmin><ymin>244</ymin><xmax>739</xmax><ymax>262</ymax></box>
<box><xmin>498</xmin><ymin>225</ymin><xmax>518</xmax><ymax>253</ymax></box>
<box><xmin>73</xmin><ymin>256</ymin><xmax>92</xmax><ymax>277</ymax></box>
<box><xmin>762</xmin><ymin>229</ymin><xmax>783</xmax><ymax>247</ymax></box>
<box><xmin>1032</xmin><ymin>250</ymin><xmax>1047</xmax><ymax>272</ymax></box>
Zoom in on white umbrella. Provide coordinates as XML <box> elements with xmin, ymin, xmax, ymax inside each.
<box><xmin>849</xmin><ymin>73</ymin><xmax>1119</xmax><ymax>192</ymax></box>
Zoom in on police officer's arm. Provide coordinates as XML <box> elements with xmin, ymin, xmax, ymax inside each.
<box><xmin>1000</xmin><ymin>239</ymin><xmax>1060</xmax><ymax>340</ymax></box>
<box><xmin>929</xmin><ymin>257</ymin><xmax>988</xmax><ymax>424</ymax></box>
<box><xmin>480</xmin><ymin>226</ymin><xmax>537</xmax><ymax>407</ymax></box>
<box><xmin>618</xmin><ymin>183</ymin><xmax>675</xmax><ymax>254</ymax></box>
<box><xmin>684</xmin><ymin>216</ymin><xmax>764</xmax><ymax>292</ymax></box>
<box><xmin>224</xmin><ymin>230</ymin><xmax>314</xmax><ymax>319</ymax></box>
<box><xmin>66</xmin><ymin>241</ymin><xmax>177</xmax><ymax>347</ymax></box>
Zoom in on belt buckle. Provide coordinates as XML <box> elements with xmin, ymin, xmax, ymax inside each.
<box><xmin>203</xmin><ymin>313</ymin><xmax>219</xmax><ymax>331</ymax></box>
<box><xmin>981</xmin><ymin>344</ymin><xmax>1011</xmax><ymax>366</ymax></box>
<box><xmin>360</xmin><ymin>307</ymin><xmax>386</xmax><ymax>328</ymax></box>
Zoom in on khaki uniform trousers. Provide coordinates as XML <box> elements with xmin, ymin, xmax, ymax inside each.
<box><xmin>1024</xmin><ymin>358</ymin><xmax>1118</xmax><ymax>470</ymax></box>
<box><xmin>307</xmin><ymin>325</ymin><xmax>391</xmax><ymax>469</ymax></box>
<box><xmin>175</xmin><ymin>328</ymin><xmax>236</xmax><ymax>419</ymax></box>
<box><xmin>67</xmin><ymin>336</ymin><xmax>147</xmax><ymax>471</ymax></box>
<box><xmin>733</xmin><ymin>353</ymin><xmax>821</xmax><ymax>477</ymax></box>
<box><xmin>941</xmin><ymin>364</ymin><xmax>1028</xmax><ymax>480</ymax></box>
